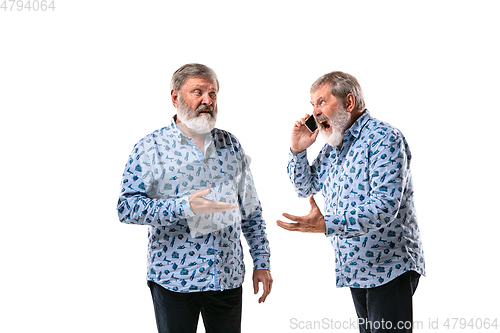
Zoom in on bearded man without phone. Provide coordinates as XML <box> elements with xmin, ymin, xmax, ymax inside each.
<box><xmin>117</xmin><ymin>63</ymin><xmax>272</xmax><ymax>333</ymax></box>
<box><xmin>277</xmin><ymin>71</ymin><xmax>425</xmax><ymax>333</ymax></box>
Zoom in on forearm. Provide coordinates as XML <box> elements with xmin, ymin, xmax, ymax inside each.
<box><xmin>117</xmin><ymin>142</ymin><xmax>195</xmax><ymax>226</ymax></box>
<box><xmin>237</xmin><ymin>157</ymin><xmax>271</xmax><ymax>270</ymax></box>
<box><xmin>242</xmin><ymin>206</ymin><xmax>271</xmax><ymax>271</ymax></box>
<box><xmin>288</xmin><ymin>149</ymin><xmax>321</xmax><ymax>198</ymax></box>
<box><xmin>324</xmin><ymin>195</ymin><xmax>402</xmax><ymax>238</ymax></box>
<box><xmin>117</xmin><ymin>192</ymin><xmax>194</xmax><ymax>226</ymax></box>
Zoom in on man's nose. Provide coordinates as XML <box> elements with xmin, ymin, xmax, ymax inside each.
<box><xmin>201</xmin><ymin>93</ymin><xmax>213</xmax><ymax>105</ymax></box>
<box><xmin>312</xmin><ymin>107</ymin><xmax>322</xmax><ymax>117</ymax></box>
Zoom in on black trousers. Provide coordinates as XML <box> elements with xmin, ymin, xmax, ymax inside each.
<box><xmin>148</xmin><ymin>281</ymin><xmax>242</xmax><ymax>333</ymax></box>
<box><xmin>350</xmin><ymin>271</ymin><xmax>420</xmax><ymax>333</ymax></box>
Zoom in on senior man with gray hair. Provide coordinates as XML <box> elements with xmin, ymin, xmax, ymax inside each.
<box><xmin>117</xmin><ymin>63</ymin><xmax>272</xmax><ymax>333</ymax></box>
<box><xmin>277</xmin><ymin>71</ymin><xmax>425</xmax><ymax>333</ymax></box>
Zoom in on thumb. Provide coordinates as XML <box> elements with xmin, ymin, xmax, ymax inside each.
<box><xmin>191</xmin><ymin>188</ymin><xmax>211</xmax><ymax>198</ymax></box>
<box><xmin>253</xmin><ymin>276</ymin><xmax>259</xmax><ymax>294</ymax></box>
<box><xmin>311</xmin><ymin>128</ymin><xmax>320</xmax><ymax>140</ymax></box>
<box><xmin>309</xmin><ymin>194</ymin><xmax>318</xmax><ymax>209</ymax></box>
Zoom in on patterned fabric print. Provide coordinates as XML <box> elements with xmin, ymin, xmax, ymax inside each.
<box><xmin>288</xmin><ymin>111</ymin><xmax>425</xmax><ymax>288</ymax></box>
<box><xmin>117</xmin><ymin>117</ymin><xmax>271</xmax><ymax>292</ymax></box>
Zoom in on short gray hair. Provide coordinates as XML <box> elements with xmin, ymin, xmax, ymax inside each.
<box><xmin>311</xmin><ymin>71</ymin><xmax>365</xmax><ymax>111</ymax></box>
<box><xmin>170</xmin><ymin>63</ymin><xmax>219</xmax><ymax>92</ymax></box>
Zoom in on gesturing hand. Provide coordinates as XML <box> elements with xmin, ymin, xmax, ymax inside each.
<box><xmin>189</xmin><ymin>188</ymin><xmax>237</xmax><ymax>215</ymax></box>
<box><xmin>276</xmin><ymin>195</ymin><xmax>326</xmax><ymax>233</ymax></box>
<box><xmin>291</xmin><ymin>114</ymin><xmax>319</xmax><ymax>155</ymax></box>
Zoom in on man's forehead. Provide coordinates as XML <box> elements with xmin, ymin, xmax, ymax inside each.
<box><xmin>183</xmin><ymin>77</ymin><xmax>217</xmax><ymax>90</ymax></box>
<box><xmin>310</xmin><ymin>85</ymin><xmax>333</xmax><ymax>103</ymax></box>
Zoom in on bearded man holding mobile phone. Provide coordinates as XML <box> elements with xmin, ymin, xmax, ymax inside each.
<box><xmin>278</xmin><ymin>71</ymin><xmax>425</xmax><ymax>333</ymax></box>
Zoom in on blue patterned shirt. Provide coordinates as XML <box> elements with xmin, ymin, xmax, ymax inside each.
<box><xmin>117</xmin><ymin>116</ymin><xmax>271</xmax><ymax>292</ymax></box>
<box><xmin>288</xmin><ymin>110</ymin><xmax>425</xmax><ymax>288</ymax></box>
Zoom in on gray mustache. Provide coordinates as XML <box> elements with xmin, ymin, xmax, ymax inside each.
<box><xmin>315</xmin><ymin>115</ymin><xmax>329</xmax><ymax>123</ymax></box>
<box><xmin>196</xmin><ymin>104</ymin><xmax>214</xmax><ymax>116</ymax></box>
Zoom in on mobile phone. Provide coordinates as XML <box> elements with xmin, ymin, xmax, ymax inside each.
<box><xmin>305</xmin><ymin>115</ymin><xmax>318</xmax><ymax>133</ymax></box>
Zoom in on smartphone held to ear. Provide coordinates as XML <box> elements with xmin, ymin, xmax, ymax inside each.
<box><xmin>305</xmin><ymin>116</ymin><xmax>318</xmax><ymax>133</ymax></box>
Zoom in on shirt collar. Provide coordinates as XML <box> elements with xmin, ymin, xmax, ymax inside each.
<box><xmin>346</xmin><ymin>109</ymin><xmax>371</xmax><ymax>139</ymax></box>
<box><xmin>169</xmin><ymin>115</ymin><xmax>185</xmax><ymax>138</ymax></box>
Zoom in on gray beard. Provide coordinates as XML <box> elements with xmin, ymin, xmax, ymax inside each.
<box><xmin>318</xmin><ymin>105</ymin><xmax>350</xmax><ymax>148</ymax></box>
<box><xmin>321</xmin><ymin>127</ymin><xmax>345</xmax><ymax>148</ymax></box>
<box><xmin>177</xmin><ymin>98</ymin><xmax>217</xmax><ymax>134</ymax></box>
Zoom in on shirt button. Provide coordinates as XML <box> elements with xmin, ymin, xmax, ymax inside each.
<box><xmin>214</xmin><ymin>231</ymin><xmax>219</xmax><ymax>235</ymax></box>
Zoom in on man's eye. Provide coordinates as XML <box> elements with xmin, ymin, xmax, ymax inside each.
<box><xmin>320</xmin><ymin>101</ymin><xmax>326</xmax><ymax>106</ymax></box>
<box><xmin>194</xmin><ymin>90</ymin><xmax>202</xmax><ymax>95</ymax></box>
<box><xmin>209</xmin><ymin>93</ymin><xmax>216</xmax><ymax>99</ymax></box>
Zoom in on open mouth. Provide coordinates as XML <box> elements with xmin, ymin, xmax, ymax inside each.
<box><xmin>196</xmin><ymin>105</ymin><xmax>214</xmax><ymax>116</ymax></box>
<box><xmin>317</xmin><ymin>118</ymin><xmax>331</xmax><ymax>131</ymax></box>
<box><xmin>196</xmin><ymin>109</ymin><xmax>213</xmax><ymax>116</ymax></box>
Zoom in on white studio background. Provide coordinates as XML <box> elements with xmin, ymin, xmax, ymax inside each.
<box><xmin>1</xmin><ymin>1</ymin><xmax>498</xmax><ymax>332</ymax></box>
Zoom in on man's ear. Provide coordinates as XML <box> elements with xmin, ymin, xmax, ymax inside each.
<box><xmin>171</xmin><ymin>89</ymin><xmax>179</xmax><ymax>107</ymax></box>
<box><xmin>344</xmin><ymin>93</ymin><xmax>356</xmax><ymax>113</ymax></box>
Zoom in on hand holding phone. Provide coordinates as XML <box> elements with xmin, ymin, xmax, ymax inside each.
<box><xmin>291</xmin><ymin>114</ymin><xmax>319</xmax><ymax>155</ymax></box>
<box><xmin>305</xmin><ymin>115</ymin><xmax>318</xmax><ymax>133</ymax></box>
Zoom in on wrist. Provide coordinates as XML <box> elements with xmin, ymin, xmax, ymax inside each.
<box><xmin>290</xmin><ymin>147</ymin><xmax>305</xmax><ymax>155</ymax></box>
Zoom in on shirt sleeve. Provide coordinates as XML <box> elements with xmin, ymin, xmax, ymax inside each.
<box><xmin>116</xmin><ymin>139</ymin><xmax>195</xmax><ymax>226</ymax></box>
<box><xmin>234</xmin><ymin>140</ymin><xmax>271</xmax><ymax>271</ymax></box>
<box><xmin>325</xmin><ymin>130</ymin><xmax>410</xmax><ymax>238</ymax></box>
<box><xmin>287</xmin><ymin>148</ymin><xmax>324</xmax><ymax>197</ymax></box>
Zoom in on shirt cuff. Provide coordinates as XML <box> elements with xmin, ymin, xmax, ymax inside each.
<box><xmin>289</xmin><ymin>148</ymin><xmax>307</xmax><ymax>158</ymax></box>
<box><xmin>170</xmin><ymin>195</ymin><xmax>196</xmax><ymax>219</ymax></box>
<box><xmin>252</xmin><ymin>257</ymin><xmax>271</xmax><ymax>271</ymax></box>
<box><xmin>324</xmin><ymin>214</ymin><xmax>343</xmax><ymax>237</ymax></box>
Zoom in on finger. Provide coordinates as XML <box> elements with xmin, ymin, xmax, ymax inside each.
<box><xmin>210</xmin><ymin>200</ymin><xmax>237</xmax><ymax>207</ymax></box>
<box><xmin>261</xmin><ymin>277</ymin><xmax>272</xmax><ymax>303</ymax></box>
<box><xmin>300</xmin><ymin>114</ymin><xmax>310</xmax><ymax>124</ymax></box>
<box><xmin>281</xmin><ymin>212</ymin><xmax>301</xmax><ymax>222</ymax></box>
<box><xmin>259</xmin><ymin>282</ymin><xmax>269</xmax><ymax>303</ymax></box>
<box><xmin>253</xmin><ymin>275</ymin><xmax>259</xmax><ymax>295</ymax></box>
<box><xmin>276</xmin><ymin>220</ymin><xmax>300</xmax><ymax>231</ymax></box>
<box><xmin>209</xmin><ymin>201</ymin><xmax>237</xmax><ymax>212</ymax></box>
